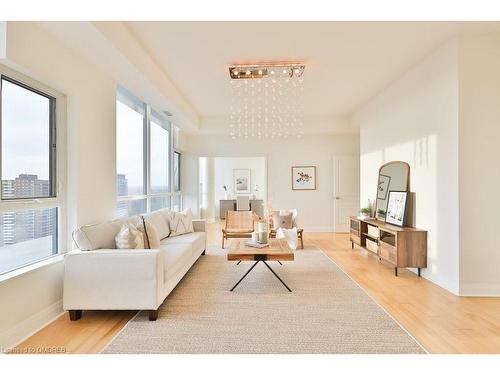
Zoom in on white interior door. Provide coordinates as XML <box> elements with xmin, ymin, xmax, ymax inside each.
<box><xmin>333</xmin><ymin>155</ymin><xmax>360</xmax><ymax>232</ymax></box>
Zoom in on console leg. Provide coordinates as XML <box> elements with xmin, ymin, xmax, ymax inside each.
<box><xmin>394</xmin><ymin>267</ymin><xmax>398</xmax><ymax>277</ymax></box>
<box><xmin>69</xmin><ymin>310</ymin><xmax>82</xmax><ymax>321</ymax></box>
<box><xmin>149</xmin><ymin>309</ymin><xmax>159</xmax><ymax>321</ymax></box>
<box><xmin>418</xmin><ymin>268</ymin><xmax>421</xmax><ymax>277</ymax></box>
<box><xmin>202</xmin><ymin>250</ymin><xmax>206</xmax><ymax>255</ymax></box>
<box><xmin>351</xmin><ymin>241</ymin><xmax>354</xmax><ymax>249</ymax></box>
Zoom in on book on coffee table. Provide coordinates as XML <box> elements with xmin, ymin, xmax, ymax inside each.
<box><xmin>244</xmin><ymin>241</ymin><xmax>270</xmax><ymax>249</ymax></box>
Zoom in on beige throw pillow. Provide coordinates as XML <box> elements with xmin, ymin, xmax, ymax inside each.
<box><xmin>272</xmin><ymin>212</ymin><xmax>293</xmax><ymax>230</ymax></box>
<box><xmin>168</xmin><ymin>208</ymin><xmax>194</xmax><ymax>237</ymax></box>
<box><xmin>136</xmin><ymin>216</ymin><xmax>161</xmax><ymax>249</ymax></box>
<box><xmin>115</xmin><ymin>223</ymin><xmax>145</xmax><ymax>249</ymax></box>
<box><xmin>143</xmin><ymin>211</ymin><xmax>170</xmax><ymax>239</ymax></box>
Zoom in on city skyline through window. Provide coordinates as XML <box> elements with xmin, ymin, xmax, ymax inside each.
<box><xmin>116</xmin><ymin>87</ymin><xmax>180</xmax><ymax>217</ymax></box>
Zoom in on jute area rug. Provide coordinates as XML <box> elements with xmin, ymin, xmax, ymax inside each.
<box><xmin>103</xmin><ymin>246</ymin><xmax>425</xmax><ymax>354</ymax></box>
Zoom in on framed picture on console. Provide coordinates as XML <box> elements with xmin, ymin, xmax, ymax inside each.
<box><xmin>292</xmin><ymin>166</ymin><xmax>316</xmax><ymax>190</ymax></box>
<box><xmin>385</xmin><ymin>191</ymin><xmax>408</xmax><ymax>227</ymax></box>
<box><xmin>234</xmin><ymin>168</ymin><xmax>251</xmax><ymax>194</ymax></box>
<box><xmin>377</xmin><ymin>174</ymin><xmax>391</xmax><ymax>199</ymax></box>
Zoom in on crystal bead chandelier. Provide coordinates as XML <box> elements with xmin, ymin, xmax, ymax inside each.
<box><xmin>228</xmin><ymin>63</ymin><xmax>305</xmax><ymax>139</ymax></box>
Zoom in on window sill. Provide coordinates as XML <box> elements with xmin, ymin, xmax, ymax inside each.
<box><xmin>0</xmin><ymin>254</ymin><xmax>65</xmax><ymax>284</ymax></box>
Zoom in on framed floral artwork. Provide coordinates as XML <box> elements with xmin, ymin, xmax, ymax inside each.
<box><xmin>292</xmin><ymin>166</ymin><xmax>316</xmax><ymax>190</ymax></box>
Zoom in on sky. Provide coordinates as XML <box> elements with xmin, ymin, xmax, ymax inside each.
<box><xmin>1</xmin><ymin>79</ymin><xmax>50</xmax><ymax>180</ymax></box>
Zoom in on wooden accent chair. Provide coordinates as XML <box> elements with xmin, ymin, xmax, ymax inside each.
<box><xmin>222</xmin><ymin>210</ymin><xmax>255</xmax><ymax>248</ymax></box>
<box><xmin>268</xmin><ymin>209</ymin><xmax>304</xmax><ymax>249</ymax></box>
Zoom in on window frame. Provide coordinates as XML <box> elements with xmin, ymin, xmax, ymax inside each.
<box><xmin>173</xmin><ymin>150</ymin><xmax>181</xmax><ymax>192</ymax></box>
<box><xmin>0</xmin><ymin>75</ymin><xmax>57</xmax><ymax>200</ymax></box>
<box><xmin>0</xmin><ymin>64</ymin><xmax>67</xmax><ymax>277</ymax></box>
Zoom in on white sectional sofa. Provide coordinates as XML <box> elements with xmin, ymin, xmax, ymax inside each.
<box><xmin>64</xmin><ymin>209</ymin><xmax>206</xmax><ymax>321</ymax></box>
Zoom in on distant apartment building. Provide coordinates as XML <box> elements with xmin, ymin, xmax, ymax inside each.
<box><xmin>117</xmin><ymin>173</ymin><xmax>128</xmax><ymax>196</ymax></box>
<box><xmin>0</xmin><ymin>174</ymin><xmax>57</xmax><ymax>249</ymax></box>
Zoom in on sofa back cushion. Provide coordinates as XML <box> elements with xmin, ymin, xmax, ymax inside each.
<box><xmin>143</xmin><ymin>211</ymin><xmax>170</xmax><ymax>239</ymax></box>
<box><xmin>73</xmin><ymin>219</ymin><xmax>125</xmax><ymax>250</ymax></box>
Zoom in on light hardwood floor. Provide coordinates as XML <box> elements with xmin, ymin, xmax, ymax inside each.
<box><xmin>11</xmin><ymin>221</ymin><xmax>500</xmax><ymax>354</ymax></box>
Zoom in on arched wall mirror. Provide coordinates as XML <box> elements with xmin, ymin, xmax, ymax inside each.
<box><xmin>375</xmin><ymin>161</ymin><xmax>410</xmax><ymax>220</ymax></box>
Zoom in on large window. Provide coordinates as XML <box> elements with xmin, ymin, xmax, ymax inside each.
<box><xmin>116</xmin><ymin>87</ymin><xmax>181</xmax><ymax>217</ymax></box>
<box><xmin>0</xmin><ymin>67</ymin><xmax>64</xmax><ymax>276</ymax></box>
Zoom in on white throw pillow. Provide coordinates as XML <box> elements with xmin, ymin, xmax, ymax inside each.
<box><xmin>136</xmin><ymin>216</ymin><xmax>161</xmax><ymax>249</ymax></box>
<box><xmin>168</xmin><ymin>208</ymin><xmax>194</xmax><ymax>237</ymax></box>
<box><xmin>115</xmin><ymin>223</ymin><xmax>145</xmax><ymax>249</ymax></box>
<box><xmin>276</xmin><ymin>227</ymin><xmax>299</xmax><ymax>251</ymax></box>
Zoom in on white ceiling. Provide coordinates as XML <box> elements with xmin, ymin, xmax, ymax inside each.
<box><xmin>124</xmin><ymin>22</ymin><xmax>500</xmax><ymax>133</ymax></box>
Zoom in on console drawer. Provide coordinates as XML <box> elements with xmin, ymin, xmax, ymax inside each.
<box><xmin>366</xmin><ymin>238</ymin><xmax>378</xmax><ymax>253</ymax></box>
<box><xmin>380</xmin><ymin>242</ymin><xmax>397</xmax><ymax>265</ymax></box>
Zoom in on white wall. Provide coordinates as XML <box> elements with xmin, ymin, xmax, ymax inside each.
<box><xmin>354</xmin><ymin>40</ymin><xmax>460</xmax><ymax>294</ymax></box>
<box><xmin>458</xmin><ymin>34</ymin><xmax>500</xmax><ymax>295</ymax></box>
<box><xmin>213</xmin><ymin>157</ymin><xmax>267</xmax><ymax>219</ymax></box>
<box><xmin>185</xmin><ymin>133</ymin><xmax>359</xmax><ymax>231</ymax></box>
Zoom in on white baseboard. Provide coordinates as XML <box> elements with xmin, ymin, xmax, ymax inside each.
<box><xmin>459</xmin><ymin>283</ymin><xmax>500</xmax><ymax>297</ymax></box>
<box><xmin>0</xmin><ymin>299</ymin><xmax>64</xmax><ymax>351</ymax></box>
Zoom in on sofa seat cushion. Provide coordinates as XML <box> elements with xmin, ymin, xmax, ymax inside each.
<box><xmin>160</xmin><ymin>243</ymin><xmax>192</xmax><ymax>280</ymax></box>
<box><xmin>160</xmin><ymin>232</ymin><xmax>206</xmax><ymax>256</ymax></box>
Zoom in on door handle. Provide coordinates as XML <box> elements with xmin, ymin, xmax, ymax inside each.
<box><xmin>335</xmin><ymin>197</ymin><xmax>341</xmax><ymax>200</ymax></box>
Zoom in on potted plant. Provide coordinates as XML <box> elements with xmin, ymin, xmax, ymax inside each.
<box><xmin>359</xmin><ymin>207</ymin><xmax>371</xmax><ymax>219</ymax></box>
